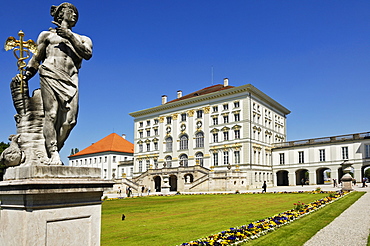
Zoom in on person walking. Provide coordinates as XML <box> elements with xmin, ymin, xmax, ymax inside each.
<box><xmin>262</xmin><ymin>181</ymin><xmax>267</xmax><ymax>193</ymax></box>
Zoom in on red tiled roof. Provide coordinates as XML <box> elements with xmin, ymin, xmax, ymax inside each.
<box><xmin>69</xmin><ymin>133</ymin><xmax>134</xmax><ymax>157</ymax></box>
<box><xmin>167</xmin><ymin>84</ymin><xmax>234</xmax><ymax>103</ymax></box>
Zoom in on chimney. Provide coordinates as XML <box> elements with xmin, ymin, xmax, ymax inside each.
<box><xmin>162</xmin><ymin>95</ymin><xmax>167</xmax><ymax>104</ymax></box>
<box><xmin>223</xmin><ymin>78</ymin><xmax>229</xmax><ymax>87</ymax></box>
<box><xmin>121</xmin><ymin>134</ymin><xmax>126</xmax><ymax>139</ymax></box>
<box><xmin>177</xmin><ymin>90</ymin><xmax>182</xmax><ymax>98</ymax></box>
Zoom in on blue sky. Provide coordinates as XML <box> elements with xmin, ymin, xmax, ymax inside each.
<box><xmin>1</xmin><ymin>1</ymin><xmax>369</xmax><ymax>164</ymax></box>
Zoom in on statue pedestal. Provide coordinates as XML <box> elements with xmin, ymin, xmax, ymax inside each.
<box><xmin>341</xmin><ymin>173</ymin><xmax>353</xmax><ymax>191</ymax></box>
<box><xmin>0</xmin><ymin>166</ymin><xmax>114</xmax><ymax>246</ymax></box>
<box><xmin>161</xmin><ymin>175</ymin><xmax>171</xmax><ymax>194</ymax></box>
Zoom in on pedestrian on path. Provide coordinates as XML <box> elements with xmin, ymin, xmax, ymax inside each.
<box><xmin>363</xmin><ymin>177</ymin><xmax>368</xmax><ymax>187</ymax></box>
<box><xmin>262</xmin><ymin>181</ymin><xmax>267</xmax><ymax>193</ymax></box>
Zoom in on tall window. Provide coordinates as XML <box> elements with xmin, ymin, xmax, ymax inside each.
<box><xmin>139</xmin><ymin>144</ymin><xmax>143</xmax><ymax>152</ymax></box>
<box><xmin>195</xmin><ymin>132</ymin><xmax>204</xmax><ymax>148</ymax></box>
<box><xmin>180</xmin><ymin>135</ymin><xmax>188</xmax><ymax>150</ymax></box>
<box><xmin>180</xmin><ymin>154</ymin><xmax>188</xmax><ymax>167</ymax></box>
<box><xmin>223</xmin><ymin>104</ymin><xmax>228</xmax><ymax>110</ymax></box>
<box><xmin>279</xmin><ymin>153</ymin><xmax>285</xmax><ymax>165</ymax></box>
<box><xmin>366</xmin><ymin>145</ymin><xmax>370</xmax><ymax>158</ymax></box>
<box><xmin>342</xmin><ymin>147</ymin><xmax>349</xmax><ymax>160</ymax></box>
<box><xmin>234</xmin><ymin>151</ymin><xmax>240</xmax><ymax>164</ymax></box>
<box><xmin>223</xmin><ymin>115</ymin><xmax>229</xmax><ymax>124</ymax></box>
<box><xmin>196</xmin><ymin>152</ymin><xmax>204</xmax><ymax>166</ymax></box>
<box><xmin>234</xmin><ymin>130</ymin><xmax>240</xmax><ymax>139</ymax></box>
<box><xmin>165</xmin><ymin>156</ymin><xmax>172</xmax><ymax>168</ymax></box>
<box><xmin>319</xmin><ymin>149</ymin><xmax>325</xmax><ymax>162</ymax></box>
<box><xmin>213</xmin><ymin>117</ymin><xmax>218</xmax><ymax>125</ymax></box>
<box><xmin>196</xmin><ymin>110</ymin><xmax>203</xmax><ymax>118</ymax></box>
<box><xmin>146</xmin><ymin>160</ymin><xmax>150</xmax><ymax>170</ymax></box>
<box><xmin>146</xmin><ymin>143</ymin><xmax>150</xmax><ymax>152</ymax></box>
<box><xmin>298</xmin><ymin>151</ymin><xmax>304</xmax><ymax>163</ymax></box>
<box><xmin>154</xmin><ymin>159</ymin><xmax>158</xmax><ymax>169</ymax></box>
<box><xmin>165</xmin><ymin>137</ymin><xmax>173</xmax><ymax>152</ymax></box>
<box><xmin>138</xmin><ymin>161</ymin><xmax>142</xmax><ymax>172</ymax></box>
<box><xmin>154</xmin><ymin>129</ymin><xmax>158</xmax><ymax>135</ymax></box>
<box><xmin>181</xmin><ymin>113</ymin><xmax>187</xmax><ymax>121</ymax></box>
<box><xmin>213</xmin><ymin>152</ymin><xmax>219</xmax><ymax>166</ymax></box>
<box><xmin>146</xmin><ymin>130</ymin><xmax>150</xmax><ymax>137</ymax></box>
<box><xmin>213</xmin><ymin>106</ymin><xmax>218</xmax><ymax>112</ymax></box>
<box><xmin>234</xmin><ymin>113</ymin><xmax>240</xmax><ymax>122</ymax></box>
<box><xmin>223</xmin><ymin>151</ymin><xmax>229</xmax><ymax>165</ymax></box>
<box><xmin>154</xmin><ymin>142</ymin><xmax>158</xmax><ymax>150</ymax></box>
<box><xmin>213</xmin><ymin>133</ymin><xmax>218</xmax><ymax>143</ymax></box>
<box><xmin>234</xmin><ymin>101</ymin><xmax>240</xmax><ymax>108</ymax></box>
<box><xmin>139</xmin><ymin>131</ymin><xmax>143</xmax><ymax>138</ymax></box>
<box><xmin>166</xmin><ymin>116</ymin><xmax>172</xmax><ymax>124</ymax></box>
<box><xmin>223</xmin><ymin>131</ymin><xmax>229</xmax><ymax>141</ymax></box>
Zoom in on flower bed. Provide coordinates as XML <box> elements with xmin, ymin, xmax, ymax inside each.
<box><xmin>180</xmin><ymin>191</ymin><xmax>347</xmax><ymax>246</ymax></box>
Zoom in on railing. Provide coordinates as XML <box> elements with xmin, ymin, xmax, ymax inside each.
<box><xmin>273</xmin><ymin>131</ymin><xmax>370</xmax><ymax>148</ymax></box>
<box><xmin>189</xmin><ymin>174</ymin><xmax>209</xmax><ymax>190</ymax></box>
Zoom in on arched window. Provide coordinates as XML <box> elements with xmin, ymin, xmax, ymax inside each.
<box><xmin>180</xmin><ymin>154</ymin><xmax>188</xmax><ymax>167</ymax></box>
<box><xmin>196</xmin><ymin>152</ymin><xmax>204</xmax><ymax>166</ymax></box>
<box><xmin>165</xmin><ymin>156</ymin><xmax>172</xmax><ymax>168</ymax></box>
<box><xmin>165</xmin><ymin>137</ymin><xmax>173</xmax><ymax>152</ymax></box>
<box><xmin>195</xmin><ymin>132</ymin><xmax>204</xmax><ymax>148</ymax></box>
<box><xmin>180</xmin><ymin>135</ymin><xmax>188</xmax><ymax>150</ymax></box>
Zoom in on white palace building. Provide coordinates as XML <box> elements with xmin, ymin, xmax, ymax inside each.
<box><xmin>124</xmin><ymin>79</ymin><xmax>370</xmax><ymax>193</ymax></box>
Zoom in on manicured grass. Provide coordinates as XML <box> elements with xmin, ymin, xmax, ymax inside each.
<box><xmin>244</xmin><ymin>192</ymin><xmax>364</xmax><ymax>245</ymax></box>
<box><xmin>101</xmin><ymin>192</ymin><xmax>329</xmax><ymax>246</ymax></box>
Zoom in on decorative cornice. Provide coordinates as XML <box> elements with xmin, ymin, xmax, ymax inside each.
<box><xmin>203</xmin><ymin>106</ymin><xmax>210</xmax><ymax>114</ymax></box>
<box><xmin>210</xmin><ymin>143</ymin><xmax>242</xmax><ymax>150</ymax></box>
<box><xmin>232</xmin><ymin>125</ymin><xmax>241</xmax><ymax>130</ymax></box>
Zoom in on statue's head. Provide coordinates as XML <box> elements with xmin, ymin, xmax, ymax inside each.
<box><xmin>50</xmin><ymin>2</ymin><xmax>79</xmax><ymax>27</ymax></box>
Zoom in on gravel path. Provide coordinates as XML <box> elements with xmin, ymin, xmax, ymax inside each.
<box><xmin>304</xmin><ymin>186</ymin><xmax>370</xmax><ymax>246</ymax></box>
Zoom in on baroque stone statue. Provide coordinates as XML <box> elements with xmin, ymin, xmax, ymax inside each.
<box><xmin>1</xmin><ymin>2</ymin><xmax>92</xmax><ymax>167</ymax></box>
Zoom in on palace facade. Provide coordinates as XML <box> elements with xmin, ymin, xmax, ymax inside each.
<box><xmin>128</xmin><ymin>79</ymin><xmax>291</xmax><ymax>192</ymax></box>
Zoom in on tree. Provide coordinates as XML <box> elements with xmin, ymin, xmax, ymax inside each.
<box><xmin>365</xmin><ymin>168</ymin><xmax>370</xmax><ymax>180</ymax></box>
<box><xmin>0</xmin><ymin>141</ymin><xmax>10</xmax><ymax>154</ymax></box>
<box><xmin>0</xmin><ymin>141</ymin><xmax>10</xmax><ymax>181</ymax></box>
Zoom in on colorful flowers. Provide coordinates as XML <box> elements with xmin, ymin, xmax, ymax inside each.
<box><xmin>180</xmin><ymin>191</ymin><xmax>347</xmax><ymax>246</ymax></box>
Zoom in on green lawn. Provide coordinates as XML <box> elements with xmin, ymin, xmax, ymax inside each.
<box><xmin>101</xmin><ymin>192</ymin><xmax>332</xmax><ymax>246</ymax></box>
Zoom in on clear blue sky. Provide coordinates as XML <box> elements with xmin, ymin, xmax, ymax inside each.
<box><xmin>1</xmin><ymin>1</ymin><xmax>369</xmax><ymax>164</ymax></box>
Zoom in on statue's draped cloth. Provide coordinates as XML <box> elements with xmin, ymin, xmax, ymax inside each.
<box><xmin>39</xmin><ymin>64</ymin><xmax>77</xmax><ymax>110</ymax></box>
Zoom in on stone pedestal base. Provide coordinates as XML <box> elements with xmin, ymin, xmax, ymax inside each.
<box><xmin>341</xmin><ymin>173</ymin><xmax>353</xmax><ymax>191</ymax></box>
<box><xmin>0</xmin><ymin>166</ymin><xmax>114</xmax><ymax>246</ymax></box>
